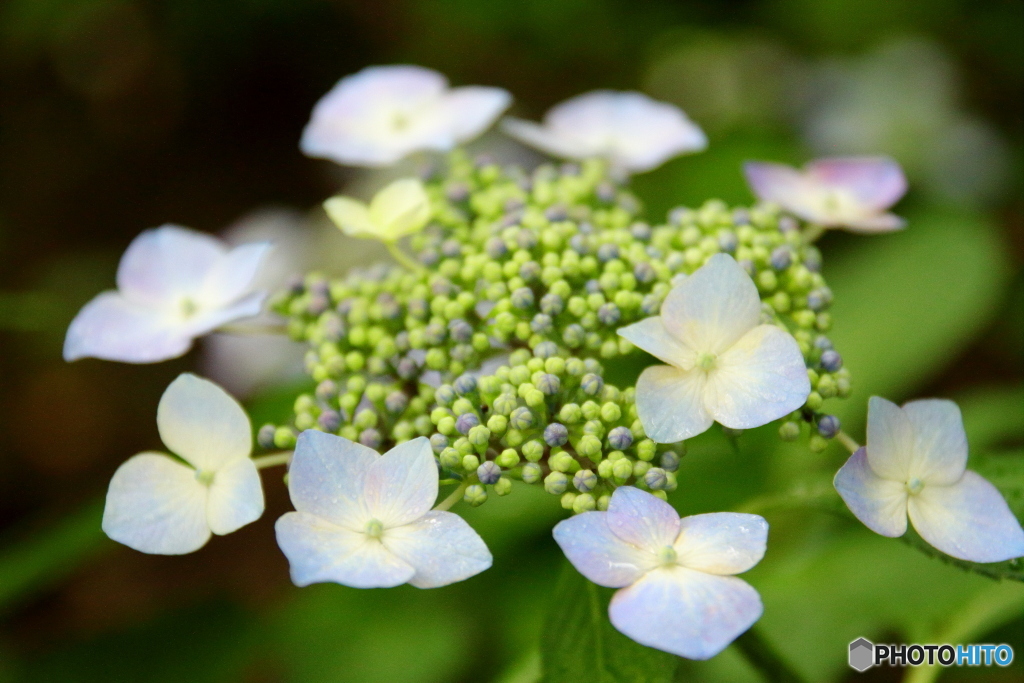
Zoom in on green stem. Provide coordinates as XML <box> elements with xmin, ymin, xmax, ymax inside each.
<box><xmin>733</xmin><ymin>627</ymin><xmax>807</xmax><ymax>683</ymax></box>
<box><xmin>386</xmin><ymin>241</ymin><xmax>426</xmax><ymax>273</ymax></box>
<box><xmin>835</xmin><ymin>430</ymin><xmax>860</xmax><ymax>454</ymax></box>
<box><xmin>433</xmin><ymin>480</ymin><xmax>470</xmax><ymax>512</ymax></box>
<box><xmin>253</xmin><ymin>452</ymin><xmax>292</xmax><ymax>469</ymax></box>
<box><xmin>217</xmin><ymin>323</ymin><xmax>288</xmax><ymax>335</ymax></box>
<box><xmin>802</xmin><ymin>223</ymin><xmax>826</xmax><ymax>244</ymax></box>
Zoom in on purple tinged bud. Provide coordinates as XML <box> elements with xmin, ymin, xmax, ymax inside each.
<box><xmin>318</xmin><ymin>410</ymin><xmax>342</xmax><ymax>432</ymax></box>
<box><xmin>596</xmin><ymin>182</ymin><xmax>616</xmax><ymax>203</ymax></box>
<box><xmin>807</xmin><ymin>287</ymin><xmax>832</xmax><ymax>312</ymax></box>
<box><xmin>315</xmin><ymin>380</ymin><xmax>338</xmax><ymax>402</ymax></box>
<box><xmin>633</xmin><ymin>262</ymin><xmax>656</xmax><ymax>284</ymax></box>
<box><xmin>573</xmin><ymin>469</ymin><xmax>598</xmax><ymax>493</ymax></box>
<box><xmin>531</xmin><ymin>314</ymin><xmax>553</xmax><ymax>334</ymax></box>
<box><xmin>804</xmin><ymin>247</ymin><xmax>822</xmax><ymax>272</ymax></box>
<box><xmin>516</xmin><ymin>228</ymin><xmax>538</xmax><ymax>249</ymax></box>
<box><xmin>486</xmin><ymin>237</ymin><xmax>508</xmax><ymax>259</ymax></box>
<box><xmin>630</xmin><ymin>222</ymin><xmax>652</xmax><ymax>241</ymax></box>
<box><xmin>644</xmin><ymin>467</ymin><xmax>669</xmax><ymax>490</ymax></box>
<box><xmin>504</xmin><ymin>197</ymin><xmax>525</xmax><ymax>213</ymax></box>
<box><xmin>770</xmin><ymin>247</ymin><xmax>792</xmax><ymax>271</ymax></box>
<box><xmin>813</xmin><ymin>335</ymin><xmax>833</xmax><ymax>351</ymax></box>
<box><xmin>436</xmin><ymin>385</ymin><xmax>457</xmax><ymax>407</ymax></box>
<box><xmin>668</xmin><ymin>207</ymin><xmax>690</xmax><ymax>225</ymax></box>
<box><xmin>778</xmin><ymin>216</ymin><xmax>799</xmax><ymax>233</ymax></box>
<box><xmin>419</xmin><ymin>249</ymin><xmax>440</xmax><ymax>267</ymax></box>
<box><xmin>659</xmin><ymin>451</ymin><xmax>680</xmax><ymax>472</ymax></box>
<box><xmin>562</xmin><ymin>324</ymin><xmax>585</xmax><ymax>347</ymax></box>
<box><xmin>519</xmin><ymin>261</ymin><xmax>542</xmax><ymax>281</ymax></box>
<box><xmin>640</xmin><ymin>295</ymin><xmax>661</xmax><ymax>316</ymax></box>
<box><xmin>540</xmin><ymin>293</ymin><xmax>564</xmax><ymax>315</ymax></box>
<box><xmin>385</xmin><ymin>391</ymin><xmax>409</xmax><ymax>414</ymax></box>
<box><xmin>597</xmin><ymin>243</ymin><xmax>620</xmax><ymax>263</ymax></box>
<box><xmin>607</xmin><ymin>426</ymin><xmax>633</xmax><ymax>450</ymax></box>
<box><xmin>510</xmin><ymin>407</ymin><xmax>535</xmax><ymax>430</ymax></box>
<box><xmin>477</xmin><ymin>461</ymin><xmax>502</xmax><ymax>485</ymax></box>
<box><xmin>732</xmin><ymin>208</ymin><xmax>751</xmax><ymax>225</ymax></box>
<box><xmin>511</xmin><ymin>287</ymin><xmax>535</xmax><ymax>310</ymax></box>
<box><xmin>257</xmin><ymin>424</ymin><xmax>277</xmax><ymax>450</ymax></box>
<box><xmin>717</xmin><ymin>230</ymin><xmax>738</xmax><ymax>253</ymax></box>
<box><xmin>430</xmin><ymin>433</ymin><xmax>449</xmax><ymax>453</ymax></box>
<box><xmin>448</xmin><ymin>319</ymin><xmax>473</xmax><ymax>343</ymax></box>
<box><xmin>581</xmin><ymin>373</ymin><xmax>604</xmax><ymax>396</ymax></box>
<box><xmin>585</xmin><ymin>279</ymin><xmax>602</xmax><ymax>294</ymax></box>
<box><xmin>308</xmin><ymin>279</ymin><xmax>330</xmax><ymax>298</ymax></box>
<box><xmin>820</xmin><ymin>350</ymin><xmax>843</xmax><ymax>372</ymax></box>
<box><xmin>597</xmin><ymin>303</ymin><xmax>621</xmax><ymax>326</ymax></box>
<box><xmin>545</xmin><ymin>204</ymin><xmax>568</xmax><ymax>221</ymax></box>
<box><xmin>537</xmin><ymin>373</ymin><xmax>561</xmax><ymax>396</ymax></box>
<box><xmin>446</xmin><ymin>182</ymin><xmax>470</xmax><ymax>202</ymax></box>
<box><xmin>359</xmin><ymin>428</ymin><xmax>383</xmax><ymax>450</ymax></box>
<box><xmin>307</xmin><ymin>294</ymin><xmax>329</xmax><ymax>316</ymax></box>
<box><xmin>320</xmin><ymin>314</ymin><xmax>345</xmax><ymax>342</ymax></box>
<box><xmin>286</xmin><ymin>275</ymin><xmax>305</xmax><ymax>295</ymax></box>
<box><xmin>396</xmin><ymin>357</ymin><xmax>419</xmax><ymax>380</ymax></box>
<box><xmin>738</xmin><ymin>259</ymin><xmax>756</xmax><ymax>276</ymax></box>
<box><xmin>817</xmin><ymin>414</ymin><xmax>841</xmax><ymax>438</ymax></box>
<box><xmin>522</xmin><ymin>462</ymin><xmax>543</xmax><ymax>483</ymax></box>
<box><xmin>424</xmin><ymin>322</ymin><xmax>447</xmax><ymax>345</ymax></box>
<box><xmin>569</xmin><ymin>234</ymin><xmax>590</xmax><ymax>255</ymax></box>
<box><xmin>441</xmin><ymin>239</ymin><xmax>462</xmax><ymax>257</ymax></box>
<box><xmin>533</xmin><ymin>341</ymin><xmax>559</xmax><ymax>359</ymax></box>
<box><xmin>453</xmin><ymin>375</ymin><xmax>477</xmax><ymax>395</ymax></box>
<box><xmin>544</xmin><ymin>423</ymin><xmax>569</xmax><ymax>447</ymax></box>
<box><xmin>456</xmin><ymin>413</ymin><xmax>480</xmax><ymax>435</ymax></box>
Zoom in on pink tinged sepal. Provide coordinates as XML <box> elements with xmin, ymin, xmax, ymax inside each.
<box><xmin>673</xmin><ymin>512</ymin><xmax>768</xmax><ymax>575</ymax></box>
<box><xmin>608</xmin><ymin>567</ymin><xmax>763</xmax><ymax>660</ymax></box>
<box><xmin>553</xmin><ymin>512</ymin><xmax>656</xmax><ymax>587</ymax></box>
<box><xmin>63</xmin><ymin>293</ymin><xmax>193</xmax><ymax>363</ymax></box>
<box><xmin>605</xmin><ymin>485</ymin><xmax>680</xmax><ymax>550</ymax></box>
<box><xmin>805</xmin><ymin>157</ymin><xmax>907</xmax><ymax>212</ymax></box>
<box><xmin>907</xmin><ymin>471</ymin><xmax>1024</xmax><ymax>564</ymax></box>
<box><xmin>833</xmin><ymin>448</ymin><xmax>909</xmax><ymax>537</ymax></box>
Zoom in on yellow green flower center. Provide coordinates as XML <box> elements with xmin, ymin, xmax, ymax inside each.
<box><xmin>696</xmin><ymin>352</ymin><xmax>717</xmax><ymax>371</ymax></box>
<box><xmin>365</xmin><ymin>519</ymin><xmax>385</xmax><ymax>539</ymax></box>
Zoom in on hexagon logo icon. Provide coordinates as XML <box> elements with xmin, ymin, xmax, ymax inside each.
<box><xmin>849</xmin><ymin>638</ymin><xmax>874</xmax><ymax>672</ymax></box>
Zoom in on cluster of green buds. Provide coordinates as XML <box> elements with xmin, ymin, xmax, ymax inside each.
<box><xmin>260</xmin><ymin>151</ymin><xmax>851</xmax><ymax>507</ymax></box>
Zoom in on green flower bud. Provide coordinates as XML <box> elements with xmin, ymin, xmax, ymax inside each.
<box><xmin>522</xmin><ymin>440</ymin><xmax>545</xmax><ymax>462</ymax></box>
<box><xmin>464</xmin><ymin>484</ymin><xmax>488</xmax><ymax>507</ymax></box>
<box><xmin>805</xmin><ymin>391</ymin><xmax>823</xmax><ymax>411</ymax></box>
<box><xmin>808</xmin><ymin>434</ymin><xmax>829</xmax><ymax>453</ymax></box>
<box><xmin>572</xmin><ymin>493</ymin><xmax>597</xmax><ymax>514</ymax></box>
<box><xmin>559</xmin><ymin>403</ymin><xmax>583</xmax><ymax>424</ymax></box>
<box><xmin>577</xmin><ymin>434</ymin><xmax>603</xmax><ymax>461</ymax></box>
<box><xmin>274</xmin><ymin>427</ymin><xmax>297</xmax><ymax>449</ymax></box>
<box><xmin>549</xmin><ymin>451</ymin><xmax>575</xmax><ymax>472</ymax></box>
<box><xmin>437</xmin><ymin>416</ymin><xmax>456</xmax><ymax>435</ymax></box>
<box><xmin>521</xmin><ymin>462</ymin><xmax>543</xmax><ymax>484</ymax></box>
<box><xmin>561</xmin><ymin>492</ymin><xmax>578</xmax><ymax>510</ymax></box>
<box><xmin>596</xmin><ymin>494</ymin><xmax>611</xmax><ymax>511</ymax></box>
<box><xmin>494</xmin><ymin>477</ymin><xmax>513</xmax><ymax>496</ymax></box>
<box><xmin>600</xmin><ymin>402</ymin><xmax>622</xmax><ymax>423</ymax></box>
<box><xmin>611</xmin><ymin>458</ymin><xmax>633</xmax><ymax>483</ymax></box>
<box><xmin>487</xmin><ymin>414</ymin><xmax>508</xmax><ymax>436</ymax></box>
<box><xmin>462</xmin><ymin>454</ymin><xmax>480</xmax><ymax>471</ymax></box>
<box><xmin>468</xmin><ymin>425</ymin><xmax>491</xmax><ymax>447</ymax></box>
<box><xmin>779</xmin><ymin>421</ymin><xmax>801</xmax><ymax>441</ymax></box>
<box><xmin>545</xmin><ymin>472</ymin><xmax>568</xmax><ymax>494</ymax></box>
<box><xmin>496</xmin><ymin>448</ymin><xmax>520</xmax><ymax>468</ymax></box>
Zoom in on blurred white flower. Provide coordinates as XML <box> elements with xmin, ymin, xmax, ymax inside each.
<box><xmin>617</xmin><ymin>254</ymin><xmax>809</xmax><ymax>443</ymax></box>
<box><xmin>276</xmin><ymin>431</ymin><xmax>492</xmax><ymax>588</ymax></box>
<box><xmin>301</xmin><ymin>64</ymin><xmax>512</xmax><ymax>167</ymax></box>
<box><xmin>64</xmin><ymin>225</ymin><xmax>271</xmax><ymax>363</ymax></box>
<box><xmin>835</xmin><ymin>397</ymin><xmax>1024</xmax><ymax>563</ymax></box>
<box><xmin>502</xmin><ymin>90</ymin><xmax>706</xmax><ymax>173</ymax></box>
<box><xmin>324</xmin><ymin>178</ymin><xmax>431</xmax><ymax>242</ymax></box>
<box><xmin>102</xmin><ymin>374</ymin><xmax>264</xmax><ymax>554</ymax></box>
<box><xmin>554</xmin><ymin>486</ymin><xmax>767</xmax><ymax>659</ymax></box>
<box><xmin>744</xmin><ymin>157</ymin><xmax>907</xmax><ymax>233</ymax></box>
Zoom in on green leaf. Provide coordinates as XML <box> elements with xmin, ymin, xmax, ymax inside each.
<box><xmin>540</xmin><ymin>562</ymin><xmax>678</xmax><ymax>683</ymax></box>
<box><xmin>958</xmin><ymin>386</ymin><xmax>1024</xmax><ymax>451</ymax></box>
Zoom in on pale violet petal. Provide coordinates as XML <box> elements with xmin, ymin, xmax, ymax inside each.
<box><xmin>63</xmin><ymin>292</ymin><xmax>192</xmax><ymax>363</ymax></box>
<box><xmin>674</xmin><ymin>513</ymin><xmax>768</xmax><ymax>575</ymax></box>
<box><xmin>368</xmin><ymin>178</ymin><xmax>431</xmax><ymax>241</ymax></box>
<box><xmin>705</xmin><ymin>325</ymin><xmax>811</xmax><ymax>429</ymax></box>
<box><xmin>198</xmin><ymin>242</ymin><xmax>272</xmax><ymax>309</ymax></box>
<box><xmin>364</xmin><ymin>437</ymin><xmax>438</xmax><ymax>528</ymax></box>
<box><xmin>606</xmin><ymin>486</ymin><xmax>680</xmax><ymax>552</ymax></box>
<box><xmin>102</xmin><ymin>453</ymin><xmax>210</xmax><ymax>555</ymax></box>
<box><xmin>833</xmin><ymin>448</ymin><xmax>909</xmax><ymax>537</ymax></box>
<box><xmin>635</xmin><ymin>364</ymin><xmax>713</xmax><ymax>443</ymax></box>
<box><xmin>206</xmin><ymin>457</ymin><xmax>264</xmax><ymax>535</ymax></box>
<box><xmin>661</xmin><ymin>254</ymin><xmax>761</xmax><ymax>355</ymax></box>
<box><xmin>501</xmin><ymin>117</ymin><xmax>591</xmax><ymax>160</ymax></box>
<box><xmin>842</xmin><ymin>213</ymin><xmax>906</xmax><ymax>234</ymax></box>
<box><xmin>553</xmin><ymin>511</ymin><xmax>658</xmax><ymax>587</ymax></box>
<box><xmin>183</xmin><ymin>291</ymin><xmax>267</xmax><ymax>338</ymax></box>
<box><xmin>116</xmin><ymin>225</ymin><xmax>226</xmax><ymax>306</ymax></box>
<box><xmin>439</xmin><ymin>86</ymin><xmax>512</xmax><ymax>144</ymax></box>
<box><xmin>608</xmin><ymin>567</ymin><xmax>763</xmax><ymax>660</ymax></box>
<box><xmin>324</xmin><ymin>197</ymin><xmax>377</xmax><ymax>238</ymax></box>
<box><xmin>275</xmin><ymin>511</ymin><xmax>414</xmax><ymax>588</ymax></box>
<box><xmin>743</xmin><ymin>162</ymin><xmax>820</xmax><ymax>218</ymax></box>
<box><xmin>907</xmin><ymin>471</ymin><xmax>1024</xmax><ymax>563</ymax></box>
<box><xmin>901</xmin><ymin>399</ymin><xmax>968</xmax><ymax>485</ymax></box>
<box><xmin>157</xmin><ymin>373</ymin><xmax>252</xmax><ymax>472</ymax></box>
<box><xmin>383</xmin><ymin>511</ymin><xmax>493</xmax><ymax>588</ymax></box>
<box><xmin>866</xmin><ymin>396</ymin><xmax>916</xmax><ymax>481</ymax></box>
<box><xmin>288</xmin><ymin>431</ymin><xmax>377</xmax><ymax>530</ymax></box>
<box><xmin>617</xmin><ymin>316</ymin><xmax>695</xmax><ymax>369</ymax></box>
<box><xmin>805</xmin><ymin>157</ymin><xmax>907</xmax><ymax>211</ymax></box>
<box><xmin>599</xmin><ymin>91</ymin><xmax>706</xmax><ymax>172</ymax></box>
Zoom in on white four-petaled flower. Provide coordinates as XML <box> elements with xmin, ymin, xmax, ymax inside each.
<box><xmin>834</xmin><ymin>396</ymin><xmax>1024</xmax><ymax>563</ymax></box>
<box><xmin>618</xmin><ymin>253</ymin><xmax>810</xmax><ymax>443</ymax></box>
<box><xmin>324</xmin><ymin>178</ymin><xmax>431</xmax><ymax>242</ymax></box>
<box><xmin>275</xmin><ymin>431</ymin><xmax>492</xmax><ymax>589</ymax></box>
<box><xmin>743</xmin><ymin>157</ymin><xmax>907</xmax><ymax>233</ymax></box>
<box><xmin>102</xmin><ymin>374</ymin><xmax>265</xmax><ymax>554</ymax></box>
<box><xmin>502</xmin><ymin>90</ymin><xmax>707</xmax><ymax>174</ymax></box>
<box><xmin>301</xmin><ymin>64</ymin><xmax>512</xmax><ymax>167</ymax></box>
<box><xmin>554</xmin><ymin>486</ymin><xmax>768</xmax><ymax>660</ymax></box>
<box><xmin>64</xmin><ymin>225</ymin><xmax>271</xmax><ymax>363</ymax></box>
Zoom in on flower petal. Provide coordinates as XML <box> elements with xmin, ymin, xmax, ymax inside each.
<box><xmin>275</xmin><ymin>512</ymin><xmax>414</xmax><ymax>588</ymax></box>
<box><xmin>206</xmin><ymin>457</ymin><xmax>264</xmax><ymax>535</ymax></box>
<box><xmin>706</xmin><ymin>325</ymin><xmax>811</xmax><ymax>429</ymax></box>
<box><xmin>363</xmin><ymin>437</ymin><xmax>438</xmax><ymax>528</ymax></box>
<box><xmin>608</xmin><ymin>566</ymin><xmax>763</xmax><ymax>660</ymax></box>
<box><xmin>635</xmin><ymin>364</ymin><xmax>713</xmax><ymax>443</ymax></box>
<box><xmin>843</xmin><ymin>212</ymin><xmax>906</xmax><ymax>234</ymax></box>
<box><xmin>617</xmin><ymin>316</ymin><xmax>695</xmax><ymax>369</ymax></box>
<box><xmin>865</xmin><ymin>396</ymin><xmax>916</xmax><ymax>481</ymax></box>
<box><xmin>743</xmin><ymin>162</ymin><xmax>818</xmax><ymax>217</ymax></box>
<box><xmin>901</xmin><ymin>399</ymin><xmax>968</xmax><ymax>485</ymax></box>
<box><xmin>102</xmin><ymin>453</ymin><xmax>210</xmax><ymax>555</ymax></box>
<box><xmin>908</xmin><ymin>471</ymin><xmax>1024</xmax><ymax>563</ymax></box>
<box><xmin>606</xmin><ymin>486</ymin><xmax>680</xmax><ymax>552</ymax></box>
<box><xmin>157</xmin><ymin>373</ymin><xmax>252</xmax><ymax>471</ymax></box>
<box><xmin>805</xmin><ymin>157</ymin><xmax>907</xmax><ymax>212</ymax></box>
<box><xmin>384</xmin><ymin>511</ymin><xmax>493</xmax><ymax>588</ymax></box>
<box><xmin>439</xmin><ymin>86</ymin><xmax>512</xmax><ymax>143</ymax></box>
<box><xmin>500</xmin><ymin>117</ymin><xmax>590</xmax><ymax>159</ymax></box>
<box><xmin>198</xmin><ymin>242</ymin><xmax>272</xmax><ymax>309</ymax></box>
<box><xmin>324</xmin><ymin>197</ymin><xmax>376</xmax><ymax>238</ymax></box>
<box><xmin>553</xmin><ymin>511</ymin><xmax>658</xmax><ymax>587</ymax></box>
<box><xmin>833</xmin><ymin>448</ymin><xmax>909</xmax><ymax>537</ymax></box>
<box><xmin>63</xmin><ymin>292</ymin><xmax>192</xmax><ymax>363</ymax></box>
<box><xmin>674</xmin><ymin>513</ymin><xmax>768</xmax><ymax>575</ymax></box>
<box><xmin>287</xmin><ymin>431</ymin><xmax>377</xmax><ymax>529</ymax></box>
<box><xmin>595</xmin><ymin>91</ymin><xmax>706</xmax><ymax>172</ymax></box>
<box><xmin>368</xmin><ymin>178</ymin><xmax>431</xmax><ymax>241</ymax></box>
<box><xmin>660</xmin><ymin>254</ymin><xmax>760</xmax><ymax>355</ymax></box>
<box><xmin>183</xmin><ymin>291</ymin><xmax>267</xmax><ymax>338</ymax></box>
<box><xmin>116</xmin><ymin>225</ymin><xmax>225</xmax><ymax>306</ymax></box>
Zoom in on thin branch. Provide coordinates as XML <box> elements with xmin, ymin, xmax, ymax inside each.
<box><xmin>733</xmin><ymin>627</ymin><xmax>807</xmax><ymax>683</ymax></box>
<box><xmin>835</xmin><ymin>430</ymin><xmax>861</xmax><ymax>454</ymax></box>
<box><xmin>433</xmin><ymin>480</ymin><xmax>470</xmax><ymax>512</ymax></box>
<box><xmin>386</xmin><ymin>242</ymin><xmax>426</xmax><ymax>273</ymax></box>
<box><xmin>252</xmin><ymin>452</ymin><xmax>292</xmax><ymax>469</ymax></box>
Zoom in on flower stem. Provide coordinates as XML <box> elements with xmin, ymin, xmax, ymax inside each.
<box><xmin>217</xmin><ymin>323</ymin><xmax>288</xmax><ymax>335</ymax></box>
<box><xmin>386</xmin><ymin>241</ymin><xmax>425</xmax><ymax>273</ymax></box>
<box><xmin>433</xmin><ymin>480</ymin><xmax>470</xmax><ymax>512</ymax></box>
<box><xmin>733</xmin><ymin>626</ymin><xmax>807</xmax><ymax>683</ymax></box>
<box><xmin>835</xmin><ymin>430</ymin><xmax>861</xmax><ymax>454</ymax></box>
<box><xmin>802</xmin><ymin>224</ymin><xmax>826</xmax><ymax>244</ymax></box>
<box><xmin>252</xmin><ymin>452</ymin><xmax>292</xmax><ymax>469</ymax></box>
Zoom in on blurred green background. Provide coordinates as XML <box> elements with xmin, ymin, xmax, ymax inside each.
<box><xmin>0</xmin><ymin>0</ymin><xmax>1021</xmax><ymax>681</ymax></box>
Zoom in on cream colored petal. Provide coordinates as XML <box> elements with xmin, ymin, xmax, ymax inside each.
<box><xmin>865</xmin><ymin>396</ymin><xmax>916</xmax><ymax>482</ymax></box>
<box><xmin>206</xmin><ymin>457</ymin><xmax>264</xmax><ymax>535</ymax></box>
<box><xmin>635</xmin><ymin>364</ymin><xmax>713</xmax><ymax>443</ymax></box>
<box><xmin>157</xmin><ymin>373</ymin><xmax>252</xmax><ymax>471</ymax></box>
<box><xmin>323</xmin><ymin>196</ymin><xmax>376</xmax><ymax>238</ymax></box>
<box><xmin>834</xmin><ymin>448</ymin><xmax>909</xmax><ymax>537</ymax></box>
<box><xmin>383</xmin><ymin>511</ymin><xmax>493</xmax><ymax>588</ymax></box>
<box><xmin>617</xmin><ymin>316</ymin><xmax>695</xmax><ymax>369</ymax></box>
<box><xmin>368</xmin><ymin>178</ymin><xmax>431</xmax><ymax>241</ymax></box>
<box><xmin>674</xmin><ymin>513</ymin><xmax>768</xmax><ymax>576</ymax></box>
<box><xmin>363</xmin><ymin>437</ymin><xmax>438</xmax><ymax>528</ymax></box>
<box><xmin>901</xmin><ymin>399</ymin><xmax>968</xmax><ymax>486</ymax></box>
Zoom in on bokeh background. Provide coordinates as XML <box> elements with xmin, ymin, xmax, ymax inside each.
<box><xmin>0</xmin><ymin>1</ymin><xmax>1021</xmax><ymax>681</ymax></box>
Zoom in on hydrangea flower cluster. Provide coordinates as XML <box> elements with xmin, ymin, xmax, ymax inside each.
<box><xmin>65</xmin><ymin>64</ymin><xmax>1023</xmax><ymax>666</ymax></box>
